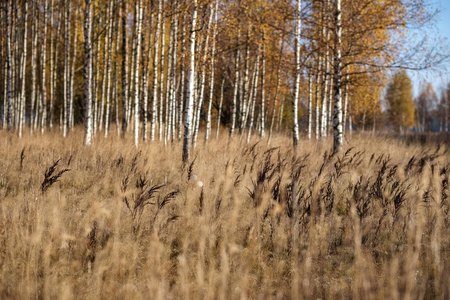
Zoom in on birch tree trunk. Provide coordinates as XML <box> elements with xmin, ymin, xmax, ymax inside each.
<box><xmin>230</xmin><ymin>30</ymin><xmax>240</xmax><ymax>137</ymax></box>
<box><xmin>328</xmin><ymin>55</ymin><xmax>334</xmax><ymax>133</ymax></box>
<box><xmin>170</xmin><ymin>3</ymin><xmax>178</xmax><ymax>143</ymax></box>
<box><xmin>63</xmin><ymin>0</ymin><xmax>70</xmax><ymax>137</ymax></box>
<box><xmin>5</xmin><ymin>0</ymin><xmax>12</xmax><ymax>130</ymax></box>
<box><xmin>205</xmin><ymin>0</ymin><xmax>218</xmax><ymax>142</ymax></box>
<box><xmin>121</xmin><ymin>0</ymin><xmax>128</xmax><ymax>135</ymax></box>
<box><xmin>159</xmin><ymin>3</ymin><xmax>166</xmax><ymax>141</ymax></box>
<box><xmin>93</xmin><ymin>13</ymin><xmax>101</xmax><ymax>135</ymax></box>
<box><xmin>243</xmin><ymin>59</ymin><xmax>257</xmax><ymax>128</ymax></box>
<box><xmin>292</xmin><ymin>0</ymin><xmax>302</xmax><ymax>147</ymax></box>
<box><xmin>315</xmin><ymin>59</ymin><xmax>321</xmax><ymax>140</ymax></box>
<box><xmin>30</xmin><ymin>5</ymin><xmax>37</xmax><ymax>134</ymax></box>
<box><xmin>84</xmin><ymin>0</ymin><xmax>93</xmax><ymax>146</ymax></box>
<box><xmin>127</xmin><ymin>14</ymin><xmax>136</xmax><ymax>130</ymax></box>
<box><xmin>104</xmin><ymin>1</ymin><xmax>114</xmax><ymax>137</ymax></box>
<box><xmin>247</xmin><ymin>46</ymin><xmax>260</xmax><ymax>144</ymax></box>
<box><xmin>69</xmin><ymin>21</ymin><xmax>78</xmax><ymax>131</ymax></box>
<box><xmin>321</xmin><ymin>31</ymin><xmax>330</xmax><ymax>139</ymax></box>
<box><xmin>2</xmin><ymin>34</ymin><xmax>5</xmax><ymax>129</ymax></box>
<box><xmin>178</xmin><ymin>14</ymin><xmax>186</xmax><ymax>140</ymax></box>
<box><xmin>134</xmin><ymin>0</ymin><xmax>143</xmax><ymax>148</ymax></box>
<box><xmin>260</xmin><ymin>34</ymin><xmax>266</xmax><ymax>138</ymax></box>
<box><xmin>164</xmin><ymin>17</ymin><xmax>174</xmax><ymax>145</ymax></box>
<box><xmin>40</xmin><ymin>0</ymin><xmax>49</xmax><ymax>133</ymax></box>
<box><xmin>113</xmin><ymin>4</ymin><xmax>121</xmax><ymax>137</ymax></box>
<box><xmin>49</xmin><ymin>0</ymin><xmax>57</xmax><ymax>129</ymax></box>
<box><xmin>19</xmin><ymin>1</ymin><xmax>28</xmax><ymax>138</ymax></box>
<box><xmin>182</xmin><ymin>0</ymin><xmax>197</xmax><ymax>164</ymax></box>
<box><xmin>151</xmin><ymin>0</ymin><xmax>162</xmax><ymax>141</ymax></box>
<box><xmin>239</xmin><ymin>28</ymin><xmax>250</xmax><ymax>133</ymax></box>
<box><xmin>333</xmin><ymin>0</ymin><xmax>343</xmax><ymax>152</ymax></box>
<box><xmin>99</xmin><ymin>4</ymin><xmax>110</xmax><ymax>132</ymax></box>
<box><xmin>307</xmin><ymin>70</ymin><xmax>313</xmax><ymax>140</ymax></box>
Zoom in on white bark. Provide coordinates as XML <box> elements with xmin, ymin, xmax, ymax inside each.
<box><xmin>205</xmin><ymin>0</ymin><xmax>218</xmax><ymax>142</ymax></box>
<box><xmin>114</xmin><ymin>11</ymin><xmax>121</xmax><ymax>137</ymax></box>
<box><xmin>321</xmin><ymin>31</ymin><xmax>330</xmax><ymax>139</ymax></box>
<box><xmin>93</xmin><ymin>13</ymin><xmax>101</xmax><ymax>135</ymax></box>
<box><xmin>307</xmin><ymin>70</ymin><xmax>313</xmax><ymax>140</ymax></box>
<box><xmin>230</xmin><ymin>30</ymin><xmax>240</xmax><ymax>136</ymax></box>
<box><xmin>5</xmin><ymin>0</ymin><xmax>12</xmax><ymax>130</ymax></box>
<box><xmin>239</xmin><ymin>28</ymin><xmax>250</xmax><ymax>133</ymax></box>
<box><xmin>63</xmin><ymin>0</ymin><xmax>70</xmax><ymax>137</ymax></box>
<box><xmin>182</xmin><ymin>0</ymin><xmax>197</xmax><ymax>164</ymax></box>
<box><xmin>178</xmin><ymin>14</ymin><xmax>186</xmax><ymax>140</ymax></box>
<box><xmin>121</xmin><ymin>0</ymin><xmax>128</xmax><ymax>135</ymax></box>
<box><xmin>40</xmin><ymin>0</ymin><xmax>49</xmax><ymax>134</ymax></box>
<box><xmin>164</xmin><ymin>19</ymin><xmax>174</xmax><ymax>145</ymax></box>
<box><xmin>260</xmin><ymin>35</ymin><xmax>266</xmax><ymax>138</ymax></box>
<box><xmin>159</xmin><ymin>3</ymin><xmax>166</xmax><ymax>141</ymax></box>
<box><xmin>134</xmin><ymin>0</ymin><xmax>143</xmax><ymax>148</ymax></box>
<box><xmin>292</xmin><ymin>0</ymin><xmax>301</xmax><ymax>147</ymax></box>
<box><xmin>69</xmin><ymin>21</ymin><xmax>78</xmax><ymax>131</ymax></box>
<box><xmin>127</xmin><ymin>19</ymin><xmax>136</xmax><ymax>129</ymax></box>
<box><xmin>84</xmin><ymin>0</ymin><xmax>93</xmax><ymax>145</ymax></box>
<box><xmin>30</xmin><ymin>5</ymin><xmax>37</xmax><ymax>134</ymax></box>
<box><xmin>99</xmin><ymin>4</ymin><xmax>110</xmax><ymax>132</ymax></box>
<box><xmin>315</xmin><ymin>58</ymin><xmax>320</xmax><ymax>140</ymax></box>
<box><xmin>19</xmin><ymin>1</ymin><xmax>28</xmax><ymax>138</ymax></box>
<box><xmin>247</xmin><ymin>46</ymin><xmax>260</xmax><ymax>144</ymax></box>
<box><xmin>333</xmin><ymin>0</ymin><xmax>343</xmax><ymax>152</ymax></box>
<box><xmin>151</xmin><ymin>0</ymin><xmax>162</xmax><ymax>141</ymax></box>
<box><xmin>104</xmin><ymin>1</ymin><xmax>114</xmax><ymax>137</ymax></box>
<box><xmin>170</xmin><ymin>5</ymin><xmax>178</xmax><ymax>143</ymax></box>
<box><xmin>49</xmin><ymin>0</ymin><xmax>57</xmax><ymax>129</ymax></box>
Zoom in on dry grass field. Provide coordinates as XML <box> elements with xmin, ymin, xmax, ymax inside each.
<box><xmin>0</xmin><ymin>129</ymin><xmax>449</xmax><ymax>299</ymax></box>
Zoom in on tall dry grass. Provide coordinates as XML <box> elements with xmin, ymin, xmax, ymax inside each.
<box><xmin>0</xmin><ymin>129</ymin><xmax>449</xmax><ymax>299</ymax></box>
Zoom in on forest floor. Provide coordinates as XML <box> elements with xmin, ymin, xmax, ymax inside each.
<box><xmin>0</xmin><ymin>129</ymin><xmax>449</xmax><ymax>299</ymax></box>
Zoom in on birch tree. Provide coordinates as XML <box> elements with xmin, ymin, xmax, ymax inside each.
<box><xmin>5</xmin><ymin>0</ymin><xmax>12</xmax><ymax>130</ymax></box>
<box><xmin>229</xmin><ymin>29</ymin><xmax>240</xmax><ymax>137</ymax></box>
<box><xmin>40</xmin><ymin>0</ymin><xmax>49</xmax><ymax>133</ymax></box>
<box><xmin>104</xmin><ymin>1</ymin><xmax>114</xmax><ymax>137</ymax></box>
<box><xmin>332</xmin><ymin>0</ymin><xmax>343</xmax><ymax>152</ymax></box>
<box><xmin>292</xmin><ymin>0</ymin><xmax>301</xmax><ymax>147</ymax></box>
<box><xmin>30</xmin><ymin>4</ymin><xmax>37</xmax><ymax>133</ymax></box>
<box><xmin>182</xmin><ymin>0</ymin><xmax>197</xmax><ymax>164</ymax></box>
<box><xmin>18</xmin><ymin>1</ymin><xmax>28</xmax><ymax>138</ymax></box>
<box><xmin>121</xmin><ymin>0</ymin><xmax>128</xmax><ymax>135</ymax></box>
<box><xmin>134</xmin><ymin>0</ymin><xmax>143</xmax><ymax>148</ymax></box>
<box><xmin>63</xmin><ymin>0</ymin><xmax>70</xmax><ymax>137</ymax></box>
<box><xmin>205</xmin><ymin>0</ymin><xmax>218</xmax><ymax>142</ymax></box>
<box><xmin>84</xmin><ymin>0</ymin><xmax>93</xmax><ymax>145</ymax></box>
<box><xmin>151</xmin><ymin>0</ymin><xmax>162</xmax><ymax>142</ymax></box>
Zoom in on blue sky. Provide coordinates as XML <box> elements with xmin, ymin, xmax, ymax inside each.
<box><xmin>410</xmin><ymin>0</ymin><xmax>450</xmax><ymax>97</ymax></box>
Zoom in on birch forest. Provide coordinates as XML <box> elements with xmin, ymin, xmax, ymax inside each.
<box><xmin>1</xmin><ymin>0</ymin><xmax>448</xmax><ymax>155</ymax></box>
<box><xmin>2</xmin><ymin>0</ymin><xmax>450</xmax><ymax>298</ymax></box>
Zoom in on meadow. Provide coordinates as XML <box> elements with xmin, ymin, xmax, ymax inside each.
<box><xmin>0</xmin><ymin>129</ymin><xmax>449</xmax><ymax>299</ymax></box>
